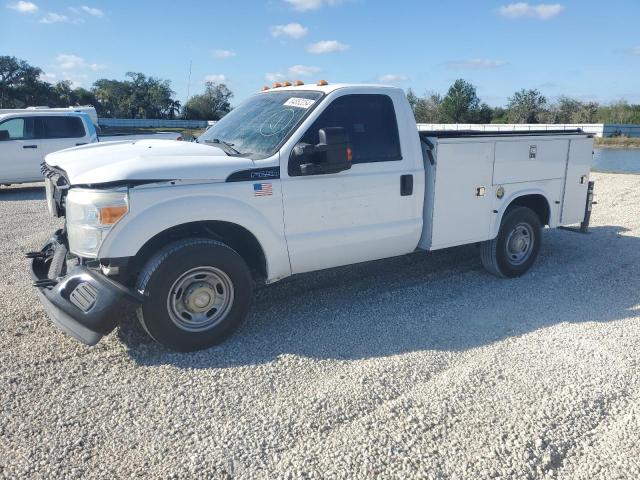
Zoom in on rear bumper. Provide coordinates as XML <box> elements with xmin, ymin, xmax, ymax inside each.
<box><xmin>29</xmin><ymin>231</ymin><xmax>141</xmax><ymax>345</ymax></box>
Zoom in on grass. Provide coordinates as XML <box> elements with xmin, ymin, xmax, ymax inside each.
<box><xmin>595</xmin><ymin>136</ymin><xmax>640</xmax><ymax>148</ymax></box>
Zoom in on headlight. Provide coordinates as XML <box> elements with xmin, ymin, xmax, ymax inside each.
<box><xmin>66</xmin><ymin>189</ymin><xmax>129</xmax><ymax>258</ymax></box>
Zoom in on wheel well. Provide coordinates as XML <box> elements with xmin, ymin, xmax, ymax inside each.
<box><xmin>131</xmin><ymin>221</ymin><xmax>267</xmax><ymax>283</ymax></box>
<box><xmin>506</xmin><ymin>194</ymin><xmax>550</xmax><ymax>226</ymax></box>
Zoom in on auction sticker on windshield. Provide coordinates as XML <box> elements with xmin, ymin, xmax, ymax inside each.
<box><xmin>283</xmin><ymin>97</ymin><xmax>315</xmax><ymax>109</ymax></box>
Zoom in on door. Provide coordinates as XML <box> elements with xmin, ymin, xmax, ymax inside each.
<box><xmin>0</xmin><ymin>117</ymin><xmax>42</xmax><ymax>183</ymax></box>
<box><xmin>429</xmin><ymin>141</ymin><xmax>495</xmax><ymax>249</ymax></box>
<box><xmin>39</xmin><ymin>115</ymin><xmax>88</xmax><ymax>157</ymax></box>
<box><xmin>561</xmin><ymin>138</ymin><xmax>592</xmax><ymax>224</ymax></box>
<box><xmin>281</xmin><ymin>93</ymin><xmax>422</xmax><ymax>274</ymax></box>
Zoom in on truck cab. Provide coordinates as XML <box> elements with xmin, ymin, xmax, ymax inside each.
<box><xmin>29</xmin><ymin>82</ymin><xmax>594</xmax><ymax>351</ymax></box>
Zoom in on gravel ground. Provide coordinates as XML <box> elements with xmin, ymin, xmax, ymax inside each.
<box><xmin>1</xmin><ymin>172</ymin><xmax>639</xmax><ymax>479</ymax></box>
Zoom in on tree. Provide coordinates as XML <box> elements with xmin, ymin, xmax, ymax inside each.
<box><xmin>182</xmin><ymin>82</ymin><xmax>233</xmax><ymax>120</ymax></box>
<box><xmin>91</xmin><ymin>73</ymin><xmax>179</xmax><ymax>118</ymax></box>
<box><xmin>0</xmin><ymin>56</ymin><xmax>47</xmax><ymax>108</ymax></box>
<box><xmin>507</xmin><ymin>89</ymin><xmax>547</xmax><ymax>123</ymax></box>
<box><xmin>440</xmin><ymin>79</ymin><xmax>481</xmax><ymax>123</ymax></box>
<box><xmin>415</xmin><ymin>92</ymin><xmax>443</xmax><ymax>123</ymax></box>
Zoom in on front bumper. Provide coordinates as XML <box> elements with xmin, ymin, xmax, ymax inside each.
<box><xmin>29</xmin><ymin>230</ymin><xmax>141</xmax><ymax>345</ymax></box>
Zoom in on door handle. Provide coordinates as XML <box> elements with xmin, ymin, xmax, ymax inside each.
<box><xmin>400</xmin><ymin>174</ymin><xmax>413</xmax><ymax>196</ymax></box>
<box><xmin>23</xmin><ymin>145</ymin><xmax>38</xmax><ymax>149</ymax></box>
<box><xmin>75</xmin><ymin>143</ymin><xmax>87</xmax><ymax>146</ymax></box>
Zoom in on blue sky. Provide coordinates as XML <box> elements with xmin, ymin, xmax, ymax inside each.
<box><xmin>2</xmin><ymin>0</ymin><xmax>640</xmax><ymax>107</ymax></box>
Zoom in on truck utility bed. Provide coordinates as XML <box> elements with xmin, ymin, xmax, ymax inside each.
<box><xmin>418</xmin><ymin>129</ymin><xmax>593</xmax><ymax>251</ymax></box>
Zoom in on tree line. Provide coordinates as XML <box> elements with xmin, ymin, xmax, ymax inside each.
<box><xmin>2</xmin><ymin>56</ymin><xmax>639</xmax><ymax>124</ymax></box>
<box><xmin>408</xmin><ymin>79</ymin><xmax>640</xmax><ymax>125</ymax></box>
<box><xmin>0</xmin><ymin>56</ymin><xmax>232</xmax><ymax>120</ymax></box>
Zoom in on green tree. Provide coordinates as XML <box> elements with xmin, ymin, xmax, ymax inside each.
<box><xmin>415</xmin><ymin>92</ymin><xmax>443</xmax><ymax>123</ymax></box>
<box><xmin>182</xmin><ymin>82</ymin><xmax>233</xmax><ymax>120</ymax></box>
<box><xmin>0</xmin><ymin>55</ymin><xmax>49</xmax><ymax>108</ymax></box>
<box><xmin>507</xmin><ymin>89</ymin><xmax>547</xmax><ymax>123</ymax></box>
<box><xmin>440</xmin><ymin>79</ymin><xmax>481</xmax><ymax>123</ymax></box>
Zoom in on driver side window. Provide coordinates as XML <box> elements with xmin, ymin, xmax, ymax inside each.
<box><xmin>298</xmin><ymin>94</ymin><xmax>402</xmax><ymax>165</ymax></box>
<box><xmin>0</xmin><ymin>117</ymin><xmax>36</xmax><ymax>140</ymax></box>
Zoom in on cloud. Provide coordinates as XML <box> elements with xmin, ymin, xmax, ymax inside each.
<box><xmin>204</xmin><ymin>74</ymin><xmax>227</xmax><ymax>83</ymax></box>
<box><xmin>7</xmin><ymin>1</ymin><xmax>38</xmax><ymax>13</ymax></box>
<box><xmin>90</xmin><ymin>63</ymin><xmax>106</xmax><ymax>71</ymax></box>
<box><xmin>284</xmin><ymin>0</ymin><xmax>342</xmax><ymax>11</ymax></box>
<box><xmin>213</xmin><ymin>49</ymin><xmax>236</xmax><ymax>59</ymax></box>
<box><xmin>265</xmin><ymin>72</ymin><xmax>286</xmax><ymax>83</ymax></box>
<box><xmin>497</xmin><ymin>3</ymin><xmax>565</xmax><ymax>20</ymax></box>
<box><xmin>288</xmin><ymin>65</ymin><xmax>321</xmax><ymax>77</ymax></box>
<box><xmin>632</xmin><ymin>46</ymin><xmax>640</xmax><ymax>55</ymax></box>
<box><xmin>445</xmin><ymin>58</ymin><xmax>508</xmax><ymax>69</ymax></box>
<box><xmin>39</xmin><ymin>12</ymin><xmax>68</xmax><ymax>23</ymax></box>
<box><xmin>270</xmin><ymin>22</ymin><xmax>308</xmax><ymax>39</ymax></box>
<box><xmin>40</xmin><ymin>72</ymin><xmax>57</xmax><ymax>83</ymax></box>
<box><xmin>378</xmin><ymin>74</ymin><xmax>408</xmax><ymax>84</ymax></box>
<box><xmin>307</xmin><ymin>40</ymin><xmax>348</xmax><ymax>54</ymax></box>
<box><xmin>79</xmin><ymin>5</ymin><xmax>103</xmax><ymax>17</ymax></box>
<box><xmin>56</xmin><ymin>54</ymin><xmax>85</xmax><ymax>69</ymax></box>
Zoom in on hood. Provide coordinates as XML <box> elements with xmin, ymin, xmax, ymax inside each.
<box><xmin>45</xmin><ymin>139</ymin><xmax>255</xmax><ymax>185</ymax></box>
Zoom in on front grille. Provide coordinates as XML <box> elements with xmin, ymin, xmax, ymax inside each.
<box><xmin>69</xmin><ymin>282</ymin><xmax>98</xmax><ymax>312</ymax></box>
<box><xmin>40</xmin><ymin>162</ymin><xmax>69</xmax><ymax>217</ymax></box>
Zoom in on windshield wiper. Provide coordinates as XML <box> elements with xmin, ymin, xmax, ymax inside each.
<box><xmin>204</xmin><ymin>138</ymin><xmax>240</xmax><ymax>155</ymax></box>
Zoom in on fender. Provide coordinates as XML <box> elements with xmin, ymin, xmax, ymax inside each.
<box><xmin>98</xmin><ymin>183</ymin><xmax>291</xmax><ymax>282</ymax></box>
<box><xmin>490</xmin><ymin>185</ymin><xmax>558</xmax><ymax>240</ymax></box>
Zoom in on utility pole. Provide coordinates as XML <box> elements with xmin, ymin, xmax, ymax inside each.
<box><xmin>186</xmin><ymin>60</ymin><xmax>192</xmax><ymax>101</ymax></box>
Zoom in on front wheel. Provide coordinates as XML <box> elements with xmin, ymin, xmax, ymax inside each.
<box><xmin>136</xmin><ymin>238</ymin><xmax>253</xmax><ymax>351</ymax></box>
<box><xmin>481</xmin><ymin>206</ymin><xmax>542</xmax><ymax>278</ymax></box>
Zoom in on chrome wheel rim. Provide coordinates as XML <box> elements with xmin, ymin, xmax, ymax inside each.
<box><xmin>166</xmin><ymin>266</ymin><xmax>234</xmax><ymax>332</ymax></box>
<box><xmin>505</xmin><ymin>222</ymin><xmax>534</xmax><ymax>266</ymax></box>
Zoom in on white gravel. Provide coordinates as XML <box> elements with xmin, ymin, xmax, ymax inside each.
<box><xmin>1</xmin><ymin>172</ymin><xmax>639</xmax><ymax>479</ymax></box>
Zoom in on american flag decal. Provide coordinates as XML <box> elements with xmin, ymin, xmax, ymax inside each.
<box><xmin>253</xmin><ymin>183</ymin><xmax>273</xmax><ymax>197</ymax></box>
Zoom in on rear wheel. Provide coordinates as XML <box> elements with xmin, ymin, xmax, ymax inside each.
<box><xmin>481</xmin><ymin>206</ymin><xmax>542</xmax><ymax>278</ymax></box>
<box><xmin>136</xmin><ymin>238</ymin><xmax>253</xmax><ymax>351</ymax></box>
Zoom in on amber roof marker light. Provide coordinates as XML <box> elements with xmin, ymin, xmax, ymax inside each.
<box><xmin>273</xmin><ymin>82</ymin><xmax>283</xmax><ymax>88</ymax></box>
<box><xmin>283</xmin><ymin>81</ymin><xmax>292</xmax><ymax>87</ymax></box>
<box><xmin>261</xmin><ymin>85</ymin><xmax>270</xmax><ymax>91</ymax></box>
<box><xmin>317</xmin><ymin>79</ymin><xmax>328</xmax><ymax>86</ymax></box>
<box><xmin>294</xmin><ymin>80</ymin><xmax>304</xmax><ymax>86</ymax></box>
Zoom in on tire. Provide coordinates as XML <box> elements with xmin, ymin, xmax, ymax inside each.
<box><xmin>481</xmin><ymin>206</ymin><xmax>542</xmax><ymax>278</ymax></box>
<box><xmin>135</xmin><ymin>238</ymin><xmax>253</xmax><ymax>351</ymax></box>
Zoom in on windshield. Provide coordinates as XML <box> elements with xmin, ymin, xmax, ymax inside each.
<box><xmin>198</xmin><ymin>90</ymin><xmax>323</xmax><ymax>159</ymax></box>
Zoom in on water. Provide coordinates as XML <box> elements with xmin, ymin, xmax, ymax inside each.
<box><xmin>593</xmin><ymin>148</ymin><xmax>640</xmax><ymax>174</ymax></box>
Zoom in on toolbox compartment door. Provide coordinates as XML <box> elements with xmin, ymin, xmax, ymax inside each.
<box><xmin>561</xmin><ymin>137</ymin><xmax>593</xmax><ymax>225</ymax></box>
<box><xmin>429</xmin><ymin>140</ymin><xmax>494</xmax><ymax>249</ymax></box>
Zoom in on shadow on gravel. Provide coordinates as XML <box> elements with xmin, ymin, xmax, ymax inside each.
<box><xmin>0</xmin><ymin>185</ymin><xmax>45</xmax><ymax>201</ymax></box>
<box><xmin>118</xmin><ymin>225</ymin><xmax>640</xmax><ymax>369</ymax></box>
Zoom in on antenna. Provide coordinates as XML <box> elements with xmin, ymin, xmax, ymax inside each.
<box><xmin>186</xmin><ymin>60</ymin><xmax>193</xmax><ymax>101</ymax></box>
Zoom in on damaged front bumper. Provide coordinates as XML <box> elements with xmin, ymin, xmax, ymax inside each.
<box><xmin>28</xmin><ymin>230</ymin><xmax>141</xmax><ymax>345</ymax></box>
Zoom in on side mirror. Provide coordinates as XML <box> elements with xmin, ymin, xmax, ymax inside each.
<box><xmin>292</xmin><ymin>127</ymin><xmax>352</xmax><ymax>176</ymax></box>
<box><xmin>0</xmin><ymin>131</ymin><xmax>9</xmax><ymax>141</ymax></box>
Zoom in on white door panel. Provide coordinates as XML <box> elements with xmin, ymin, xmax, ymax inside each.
<box><xmin>561</xmin><ymin>138</ymin><xmax>593</xmax><ymax>225</ymax></box>
<box><xmin>430</xmin><ymin>141</ymin><xmax>494</xmax><ymax>249</ymax></box>
<box><xmin>280</xmin><ymin>91</ymin><xmax>424</xmax><ymax>274</ymax></box>
<box><xmin>493</xmin><ymin>139</ymin><xmax>568</xmax><ymax>184</ymax></box>
<box><xmin>0</xmin><ymin>116</ymin><xmax>43</xmax><ymax>183</ymax></box>
<box><xmin>281</xmin><ymin>166</ymin><xmax>422</xmax><ymax>273</ymax></box>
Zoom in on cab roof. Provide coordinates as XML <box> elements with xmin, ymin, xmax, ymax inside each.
<box><xmin>258</xmin><ymin>83</ymin><xmax>402</xmax><ymax>95</ymax></box>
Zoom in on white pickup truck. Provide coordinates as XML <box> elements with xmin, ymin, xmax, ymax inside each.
<box><xmin>0</xmin><ymin>109</ymin><xmax>182</xmax><ymax>185</ymax></box>
<box><xmin>29</xmin><ymin>82</ymin><xmax>594</xmax><ymax>351</ymax></box>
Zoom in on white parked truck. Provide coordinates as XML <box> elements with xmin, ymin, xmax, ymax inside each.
<box><xmin>0</xmin><ymin>109</ymin><xmax>183</xmax><ymax>185</ymax></box>
<box><xmin>29</xmin><ymin>83</ymin><xmax>594</xmax><ymax>351</ymax></box>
